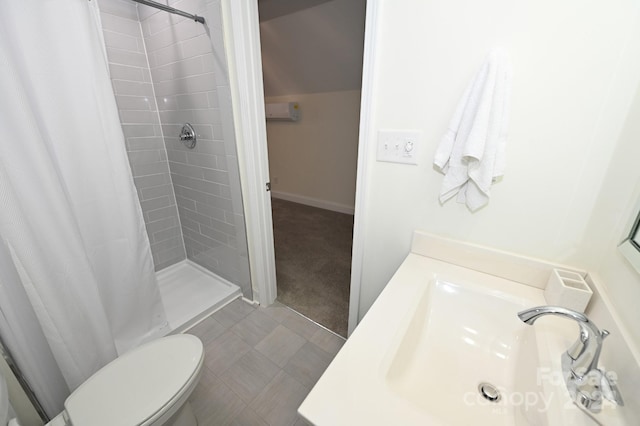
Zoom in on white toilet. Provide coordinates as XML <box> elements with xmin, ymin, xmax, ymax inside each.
<box><xmin>47</xmin><ymin>334</ymin><xmax>204</xmax><ymax>426</ymax></box>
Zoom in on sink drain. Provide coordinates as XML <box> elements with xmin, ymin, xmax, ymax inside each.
<box><xmin>478</xmin><ymin>382</ymin><xmax>501</xmax><ymax>402</ymax></box>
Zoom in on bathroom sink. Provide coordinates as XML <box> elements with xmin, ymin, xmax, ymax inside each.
<box><xmin>298</xmin><ymin>246</ymin><xmax>624</xmax><ymax>425</ymax></box>
<box><xmin>385</xmin><ymin>277</ymin><xmax>547</xmax><ymax>425</ymax></box>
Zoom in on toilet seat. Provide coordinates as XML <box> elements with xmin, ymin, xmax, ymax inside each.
<box><xmin>64</xmin><ymin>334</ymin><xmax>203</xmax><ymax>426</ymax></box>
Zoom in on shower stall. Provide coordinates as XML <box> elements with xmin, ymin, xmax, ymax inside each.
<box><xmin>98</xmin><ymin>0</ymin><xmax>253</xmax><ymax>330</ymax></box>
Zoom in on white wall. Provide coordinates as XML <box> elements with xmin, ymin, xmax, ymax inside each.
<box><xmin>356</xmin><ymin>0</ymin><xmax>640</xmax><ymax>322</ymax></box>
<box><xmin>567</xmin><ymin>85</ymin><xmax>640</xmax><ymax>420</ymax></box>
<box><xmin>581</xmin><ymin>84</ymin><xmax>640</xmax><ymax>346</ymax></box>
<box><xmin>266</xmin><ymin>91</ymin><xmax>361</xmax><ymax>212</ymax></box>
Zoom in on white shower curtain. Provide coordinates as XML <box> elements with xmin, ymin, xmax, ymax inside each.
<box><xmin>0</xmin><ymin>0</ymin><xmax>168</xmax><ymax>415</ymax></box>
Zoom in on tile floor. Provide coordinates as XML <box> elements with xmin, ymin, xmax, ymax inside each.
<box><xmin>185</xmin><ymin>298</ymin><xmax>346</xmax><ymax>425</ymax></box>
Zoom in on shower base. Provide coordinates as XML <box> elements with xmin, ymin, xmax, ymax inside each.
<box><xmin>156</xmin><ymin>260</ymin><xmax>242</xmax><ymax>333</ymax></box>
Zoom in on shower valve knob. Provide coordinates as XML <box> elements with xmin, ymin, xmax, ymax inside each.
<box><xmin>179</xmin><ymin>123</ymin><xmax>196</xmax><ymax>148</ymax></box>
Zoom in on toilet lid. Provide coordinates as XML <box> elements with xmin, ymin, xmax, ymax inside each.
<box><xmin>65</xmin><ymin>334</ymin><xmax>203</xmax><ymax>426</ymax></box>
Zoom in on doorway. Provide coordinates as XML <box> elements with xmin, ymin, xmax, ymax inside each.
<box><xmin>256</xmin><ymin>0</ymin><xmax>366</xmax><ymax>336</ymax></box>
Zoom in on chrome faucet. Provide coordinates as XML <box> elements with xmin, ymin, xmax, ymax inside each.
<box><xmin>517</xmin><ymin>306</ymin><xmax>623</xmax><ymax>413</ymax></box>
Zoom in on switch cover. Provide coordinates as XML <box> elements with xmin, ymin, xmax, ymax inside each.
<box><xmin>377</xmin><ymin>130</ymin><xmax>421</xmax><ymax>165</ymax></box>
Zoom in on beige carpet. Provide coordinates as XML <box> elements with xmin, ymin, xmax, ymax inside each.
<box><xmin>271</xmin><ymin>198</ymin><xmax>353</xmax><ymax>337</ymax></box>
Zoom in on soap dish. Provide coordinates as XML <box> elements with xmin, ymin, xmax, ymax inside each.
<box><xmin>544</xmin><ymin>268</ymin><xmax>593</xmax><ymax>313</ymax></box>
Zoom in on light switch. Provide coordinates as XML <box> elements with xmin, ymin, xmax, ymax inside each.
<box><xmin>377</xmin><ymin>130</ymin><xmax>421</xmax><ymax>165</ymax></box>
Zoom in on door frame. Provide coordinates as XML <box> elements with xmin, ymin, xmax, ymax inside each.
<box><xmin>222</xmin><ymin>0</ymin><xmax>380</xmax><ymax>335</ymax></box>
<box><xmin>221</xmin><ymin>0</ymin><xmax>277</xmax><ymax>307</ymax></box>
<box><xmin>346</xmin><ymin>0</ymin><xmax>379</xmax><ymax>335</ymax></box>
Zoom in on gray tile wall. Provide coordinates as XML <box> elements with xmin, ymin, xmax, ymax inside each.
<box><xmin>98</xmin><ymin>0</ymin><xmax>187</xmax><ymax>271</ymax></box>
<box><xmin>138</xmin><ymin>0</ymin><xmax>252</xmax><ymax>298</ymax></box>
<box><xmin>98</xmin><ymin>0</ymin><xmax>251</xmax><ymax>297</ymax></box>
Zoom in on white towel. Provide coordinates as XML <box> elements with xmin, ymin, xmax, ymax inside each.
<box><xmin>434</xmin><ymin>49</ymin><xmax>512</xmax><ymax>211</ymax></box>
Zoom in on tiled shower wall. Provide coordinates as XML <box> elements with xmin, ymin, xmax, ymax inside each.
<box><xmin>98</xmin><ymin>0</ymin><xmax>186</xmax><ymax>271</ymax></box>
<box><xmin>98</xmin><ymin>0</ymin><xmax>252</xmax><ymax>298</ymax></box>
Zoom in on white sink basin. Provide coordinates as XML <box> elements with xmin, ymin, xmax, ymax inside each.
<box><xmin>385</xmin><ymin>278</ymin><xmax>546</xmax><ymax>425</ymax></box>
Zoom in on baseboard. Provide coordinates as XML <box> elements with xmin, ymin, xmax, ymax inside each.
<box><xmin>271</xmin><ymin>190</ymin><xmax>355</xmax><ymax>215</ymax></box>
<box><xmin>242</xmin><ymin>296</ymin><xmax>259</xmax><ymax>307</ymax></box>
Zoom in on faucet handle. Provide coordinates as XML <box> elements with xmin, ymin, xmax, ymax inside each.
<box><xmin>601</xmin><ymin>329</ymin><xmax>610</xmax><ymax>339</ymax></box>
<box><xmin>567</xmin><ymin>337</ymin><xmax>585</xmax><ymax>360</ymax></box>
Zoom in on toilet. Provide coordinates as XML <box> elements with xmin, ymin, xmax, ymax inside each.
<box><xmin>47</xmin><ymin>334</ymin><xmax>204</xmax><ymax>426</ymax></box>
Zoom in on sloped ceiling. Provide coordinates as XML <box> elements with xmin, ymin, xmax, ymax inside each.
<box><xmin>259</xmin><ymin>0</ymin><xmax>366</xmax><ymax>96</ymax></box>
<box><xmin>258</xmin><ymin>0</ymin><xmax>333</xmax><ymax>22</ymax></box>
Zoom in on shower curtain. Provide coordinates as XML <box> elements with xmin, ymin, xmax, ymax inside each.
<box><xmin>0</xmin><ymin>0</ymin><xmax>168</xmax><ymax>416</ymax></box>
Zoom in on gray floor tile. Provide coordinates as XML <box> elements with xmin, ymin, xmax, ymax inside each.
<box><xmin>213</xmin><ymin>298</ymin><xmax>256</xmax><ymax>327</ymax></box>
<box><xmin>249</xmin><ymin>371</ymin><xmax>310</xmax><ymax>426</ymax></box>
<box><xmin>184</xmin><ymin>301</ymin><xmax>344</xmax><ymax>426</ymax></box>
<box><xmin>219</xmin><ymin>349</ymin><xmax>281</xmax><ymax>404</ymax></box>
<box><xmin>229</xmin><ymin>408</ymin><xmax>270</xmax><ymax>426</ymax></box>
<box><xmin>190</xmin><ymin>373</ymin><xmax>246</xmax><ymax>426</ymax></box>
<box><xmin>255</xmin><ymin>325</ymin><xmax>306</xmax><ymax>368</ymax></box>
<box><xmin>187</xmin><ymin>316</ymin><xmax>227</xmax><ymax>345</ymax></box>
<box><xmin>281</xmin><ymin>312</ymin><xmax>322</xmax><ymax>340</ymax></box>
<box><xmin>197</xmin><ymin>364</ymin><xmax>219</xmax><ymax>389</ymax></box>
<box><xmin>258</xmin><ymin>301</ymin><xmax>298</xmax><ymax>323</ymax></box>
<box><xmin>231</xmin><ymin>310</ymin><xmax>280</xmax><ymax>346</ymax></box>
<box><xmin>293</xmin><ymin>416</ymin><xmax>313</xmax><ymax>426</ymax></box>
<box><xmin>204</xmin><ymin>330</ymin><xmax>252</xmax><ymax>374</ymax></box>
<box><xmin>309</xmin><ymin>328</ymin><xmax>345</xmax><ymax>356</ymax></box>
<box><xmin>284</xmin><ymin>342</ymin><xmax>333</xmax><ymax>389</ymax></box>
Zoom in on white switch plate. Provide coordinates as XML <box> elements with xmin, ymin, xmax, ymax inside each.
<box><xmin>377</xmin><ymin>130</ymin><xmax>421</xmax><ymax>165</ymax></box>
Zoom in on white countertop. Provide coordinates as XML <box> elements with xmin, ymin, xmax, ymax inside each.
<box><xmin>298</xmin><ymin>243</ymin><xmax>627</xmax><ymax>425</ymax></box>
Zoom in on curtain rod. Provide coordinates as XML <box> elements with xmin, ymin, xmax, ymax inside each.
<box><xmin>130</xmin><ymin>0</ymin><xmax>205</xmax><ymax>24</ymax></box>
